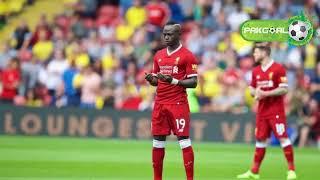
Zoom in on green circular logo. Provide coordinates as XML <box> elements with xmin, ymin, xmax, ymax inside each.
<box><xmin>288</xmin><ymin>14</ymin><xmax>313</xmax><ymax>46</ymax></box>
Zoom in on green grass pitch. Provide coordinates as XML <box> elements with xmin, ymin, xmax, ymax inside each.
<box><xmin>0</xmin><ymin>135</ymin><xmax>319</xmax><ymax>180</ymax></box>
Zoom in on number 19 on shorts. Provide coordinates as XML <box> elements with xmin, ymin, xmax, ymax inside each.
<box><xmin>176</xmin><ymin>119</ymin><xmax>185</xmax><ymax>132</ymax></box>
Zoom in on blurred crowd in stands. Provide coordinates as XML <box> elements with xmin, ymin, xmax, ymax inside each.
<box><xmin>0</xmin><ymin>0</ymin><xmax>320</xmax><ymax>147</ymax></box>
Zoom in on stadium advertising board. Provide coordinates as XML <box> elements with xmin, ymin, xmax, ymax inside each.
<box><xmin>0</xmin><ymin>104</ymin><xmax>297</xmax><ymax>143</ymax></box>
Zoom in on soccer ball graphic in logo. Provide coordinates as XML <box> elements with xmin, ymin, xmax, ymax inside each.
<box><xmin>289</xmin><ymin>20</ymin><xmax>309</xmax><ymax>41</ymax></box>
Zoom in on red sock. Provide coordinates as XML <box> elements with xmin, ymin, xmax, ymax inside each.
<box><xmin>251</xmin><ymin>147</ymin><xmax>266</xmax><ymax>174</ymax></box>
<box><xmin>283</xmin><ymin>145</ymin><xmax>295</xmax><ymax>171</ymax></box>
<box><xmin>182</xmin><ymin>146</ymin><xmax>194</xmax><ymax>180</ymax></box>
<box><xmin>152</xmin><ymin>147</ymin><xmax>165</xmax><ymax>180</ymax></box>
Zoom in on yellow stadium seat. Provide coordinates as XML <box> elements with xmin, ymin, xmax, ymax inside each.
<box><xmin>0</xmin><ymin>1</ymin><xmax>9</xmax><ymax>15</ymax></box>
<box><xmin>8</xmin><ymin>0</ymin><xmax>25</xmax><ymax>14</ymax></box>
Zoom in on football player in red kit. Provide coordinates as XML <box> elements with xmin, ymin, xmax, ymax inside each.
<box><xmin>145</xmin><ymin>21</ymin><xmax>198</xmax><ymax>180</ymax></box>
<box><xmin>237</xmin><ymin>43</ymin><xmax>297</xmax><ymax>180</ymax></box>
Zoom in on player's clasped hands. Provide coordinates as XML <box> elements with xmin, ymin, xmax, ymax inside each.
<box><xmin>255</xmin><ymin>87</ymin><xmax>266</xmax><ymax>100</ymax></box>
<box><xmin>157</xmin><ymin>73</ymin><xmax>173</xmax><ymax>83</ymax></box>
<box><xmin>144</xmin><ymin>72</ymin><xmax>154</xmax><ymax>82</ymax></box>
<box><xmin>144</xmin><ymin>72</ymin><xmax>175</xmax><ymax>84</ymax></box>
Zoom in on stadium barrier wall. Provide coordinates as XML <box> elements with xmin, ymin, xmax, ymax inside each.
<box><xmin>0</xmin><ymin>104</ymin><xmax>297</xmax><ymax>143</ymax></box>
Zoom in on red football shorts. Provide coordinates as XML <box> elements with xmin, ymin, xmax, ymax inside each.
<box><xmin>151</xmin><ymin>103</ymin><xmax>190</xmax><ymax>136</ymax></box>
<box><xmin>255</xmin><ymin>114</ymin><xmax>288</xmax><ymax>140</ymax></box>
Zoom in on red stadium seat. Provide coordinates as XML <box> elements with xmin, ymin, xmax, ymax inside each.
<box><xmin>98</xmin><ymin>5</ymin><xmax>119</xmax><ymax>17</ymax></box>
<box><xmin>55</xmin><ymin>15</ymin><xmax>71</xmax><ymax>30</ymax></box>
<box><xmin>96</xmin><ymin>5</ymin><xmax>120</xmax><ymax>27</ymax></box>
<box><xmin>83</xmin><ymin>18</ymin><xmax>95</xmax><ymax>29</ymax></box>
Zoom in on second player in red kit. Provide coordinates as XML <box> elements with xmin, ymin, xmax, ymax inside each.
<box><xmin>145</xmin><ymin>21</ymin><xmax>198</xmax><ymax>180</ymax></box>
<box><xmin>237</xmin><ymin>43</ymin><xmax>297</xmax><ymax>180</ymax></box>
<box><xmin>251</xmin><ymin>55</ymin><xmax>288</xmax><ymax>140</ymax></box>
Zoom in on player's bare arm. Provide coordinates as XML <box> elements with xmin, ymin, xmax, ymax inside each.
<box><xmin>157</xmin><ymin>73</ymin><xmax>197</xmax><ymax>88</ymax></box>
<box><xmin>255</xmin><ymin>86</ymin><xmax>288</xmax><ymax>100</ymax></box>
<box><xmin>177</xmin><ymin>76</ymin><xmax>197</xmax><ymax>88</ymax></box>
<box><xmin>145</xmin><ymin>73</ymin><xmax>158</xmax><ymax>86</ymax></box>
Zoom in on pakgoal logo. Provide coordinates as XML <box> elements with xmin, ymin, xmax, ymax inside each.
<box><xmin>240</xmin><ymin>12</ymin><xmax>314</xmax><ymax>46</ymax></box>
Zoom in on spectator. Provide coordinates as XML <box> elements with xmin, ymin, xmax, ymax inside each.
<box><xmin>85</xmin><ymin>30</ymin><xmax>103</xmax><ymax>61</ymax></box>
<box><xmin>71</xmin><ymin>14</ymin><xmax>89</xmax><ymax>39</ymax></box>
<box><xmin>118</xmin><ymin>77</ymin><xmax>141</xmax><ymax>110</ymax></box>
<box><xmin>185</xmin><ymin>24</ymin><xmax>202</xmax><ymax>55</ymax></box>
<box><xmin>210</xmin><ymin>0</ymin><xmax>222</xmax><ymax>17</ymax></box>
<box><xmin>304</xmin><ymin>42</ymin><xmax>318</xmax><ymax>74</ymax></box>
<box><xmin>53</xmin><ymin>83</ymin><xmax>67</xmax><ymax>108</ymax></box>
<box><xmin>11</xmin><ymin>20</ymin><xmax>31</xmax><ymax>50</ymax></box>
<box><xmin>178</xmin><ymin>0</ymin><xmax>193</xmax><ymax>19</ymax></box>
<box><xmin>20</xmin><ymin>56</ymin><xmax>42</xmax><ymax>95</ymax></box>
<box><xmin>25</xmin><ymin>88</ymin><xmax>42</xmax><ymax>107</ymax></box>
<box><xmin>30</xmin><ymin>14</ymin><xmax>52</xmax><ymax>46</ymax></box>
<box><xmin>32</xmin><ymin>30</ymin><xmax>54</xmax><ymax>62</ymax></box>
<box><xmin>214</xmin><ymin>10</ymin><xmax>230</xmax><ymax>36</ymax></box>
<box><xmin>168</xmin><ymin>0</ymin><xmax>184</xmax><ymax>23</ymax></box>
<box><xmin>0</xmin><ymin>42</ymin><xmax>14</xmax><ymax>70</ymax></box>
<box><xmin>198</xmin><ymin>58</ymin><xmax>223</xmax><ymax>99</ymax></box>
<box><xmin>63</xmin><ymin>59</ymin><xmax>80</xmax><ymax>106</ymax></box>
<box><xmin>260</xmin><ymin>3</ymin><xmax>282</xmax><ymax>19</ymax></box>
<box><xmin>202</xmin><ymin>5</ymin><xmax>215</xmax><ymax>30</ymax></box>
<box><xmin>115</xmin><ymin>20</ymin><xmax>134</xmax><ymax>42</ymax></box>
<box><xmin>145</xmin><ymin>0</ymin><xmax>170</xmax><ymax>40</ymax></box>
<box><xmin>100</xmin><ymin>72</ymin><xmax>116</xmax><ymax>108</ymax></box>
<box><xmin>52</xmin><ymin>27</ymin><xmax>67</xmax><ymax>50</ymax></box>
<box><xmin>146</xmin><ymin>0</ymin><xmax>170</xmax><ymax>27</ymax></box>
<box><xmin>79</xmin><ymin>64</ymin><xmax>102</xmax><ymax>108</ymax></box>
<box><xmin>37</xmin><ymin>63</ymin><xmax>50</xmax><ymax>94</ymax></box>
<box><xmin>102</xmin><ymin>46</ymin><xmax>119</xmax><ymax>72</ymax></box>
<box><xmin>125</xmin><ymin>0</ymin><xmax>146</xmax><ymax>29</ymax></box>
<box><xmin>227</xmin><ymin>4</ymin><xmax>250</xmax><ymax>32</ymax></box>
<box><xmin>75</xmin><ymin>0</ymin><xmax>97</xmax><ymax>18</ymax></box>
<box><xmin>46</xmin><ymin>49</ymin><xmax>69</xmax><ymax>97</ymax></box>
<box><xmin>73</xmin><ymin>41</ymin><xmax>90</xmax><ymax>69</ymax></box>
<box><xmin>0</xmin><ymin>58</ymin><xmax>21</xmax><ymax>103</ymax></box>
<box><xmin>298</xmin><ymin>99</ymin><xmax>320</xmax><ymax>148</ymax></box>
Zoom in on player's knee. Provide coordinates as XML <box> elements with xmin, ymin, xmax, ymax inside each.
<box><xmin>256</xmin><ymin>141</ymin><xmax>268</xmax><ymax>148</ymax></box>
<box><xmin>153</xmin><ymin>135</ymin><xmax>166</xmax><ymax>141</ymax></box>
<box><xmin>177</xmin><ymin>136</ymin><xmax>189</xmax><ymax>141</ymax></box>
<box><xmin>279</xmin><ymin>138</ymin><xmax>291</xmax><ymax>147</ymax></box>
<box><xmin>153</xmin><ymin>139</ymin><xmax>165</xmax><ymax>148</ymax></box>
<box><xmin>178</xmin><ymin>138</ymin><xmax>191</xmax><ymax>149</ymax></box>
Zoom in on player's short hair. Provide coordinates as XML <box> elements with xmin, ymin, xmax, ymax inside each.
<box><xmin>164</xmin><ymin>21</ymin><xmax>181</xmax><ymax>35</ymax></box>
<box><xmin>165</xmin><ymin>21</ymin><xmax>180</xmax><ymax>26</ymax></box>
<box><xmin>254</xmin><ymin>42</ymin><xmax>271</xmax><ymax>56</ymax></box>
<box><xmin>164</xmin><ymin>21</ymin><xmax>181</xmax><ymax>31</ymax></box>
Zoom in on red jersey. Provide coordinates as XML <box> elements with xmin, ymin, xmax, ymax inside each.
<box><xmin>0</xmin><ymin>69</ymin><xmax>20</xmax><ymax>100</ymax></box>
<box><xmin>250</xmin><ymin>60</ymin><xmax>288</xmax><ymax>118</ymax></box>
<box><xmin>152</xmin><ymin>45</ymin><xmax>198</xmax><ymax>104</ymax></box>
<box><xmin>146</xmin><ymin>2</ymin><xmax>170</xmax><ymax>27</ymax></box>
